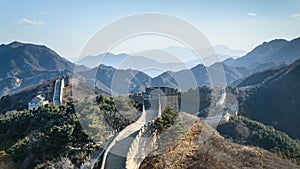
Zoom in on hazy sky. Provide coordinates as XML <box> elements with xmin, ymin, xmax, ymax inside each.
<box><xmin>1</xmin><ymin>0</ymin><xmax>300</xmax><ymax>61</ymax></box>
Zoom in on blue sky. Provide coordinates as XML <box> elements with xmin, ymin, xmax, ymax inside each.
<box><xmin>1</xmin><ymin>0</ymin><xmax>300</xmax><ymax>60</ymax></box>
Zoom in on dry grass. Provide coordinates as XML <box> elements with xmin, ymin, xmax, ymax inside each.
<box><xmin>140</xmin><ymin>120</ymin><xmax>300</xmax><ymax>169</ymax></box>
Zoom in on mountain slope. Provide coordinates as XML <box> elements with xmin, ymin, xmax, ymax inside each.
<box><xmin>265</xmin><ymin>37</ymin><xmax>300</xmax><ymax>65</ymax></box>
<box><xmin>0</xmin><ymin>41</ymin><xmax>77</xmax><ymax>96</ymax></box>
<box><xmin>225</xmin><ymin>39</ymin><xmax>288</xmax><ymax>69</ymax></box>
<box><xmin>78</xmin><ymin>65</ymin><xmax>152</xmax><ymax>95</ymax></box>
<box><xmin>0</xmin><ymin>78</ymin><xmax>57</xmax><ymax>114</ymax></box>
<box><xmin>217</xmin><ymin>116</ymin><xmax>300</xmax><ymax>164</ymax></box>
<box><xmin>238</xmin><ymin>58</ymin><xmax>300</xmax><ymax>139</ymax></box>
<box><xmin>0</xmin><ymin>41</ymin><xmax>74</xmax><ymax>76</ymax></box>
<box><xmin>151</xmin><ymin>64</ymin><xmax>208</xmax><ymax>89</ymax></box>
<box><xmin>225</xmin><ymin>37</ymin><xmax>300</xmax><ymax>71</ymax></box>
<box><xmin>152</xmin><ymin>62</ymin><xmax>249</xmax><ymax>88</ymax></box>
<box><xmin>140</xmin><ymin>120</ymin><xmax>299</xmax><ymax>169</ymax></box>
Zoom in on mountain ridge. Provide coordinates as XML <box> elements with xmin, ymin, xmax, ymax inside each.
<box><xmin>224</xmin><ymin>38</ymin><xmax>299</xmax><ymax>69</ymax></box>
<box><xmin>0</xmin><ymin>41</ymin><xmax>76</xmax><ymax>96</ymax></box>
<box><xmin>1</xmin><ymin>36</ymin><xmax>300</xmax><ymax>97</ymax></box>
<box><xmin>238</xmin><ymin>58</ymin><xmax>300</xmax><ymax>139</ymax></box>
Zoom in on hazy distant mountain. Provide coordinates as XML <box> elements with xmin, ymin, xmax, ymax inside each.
<box><xmin>213</xmin><ymin>45</ymin><xmax>247</xmax><ymax>57</ymax></box>
<box><xmin>0</xmin><ymin>41</ymin><xmax>79</xmax><ymax>96</ymax></box>
<box><xmin>77</xmin><ymin>52</ymin><xmax>195</xmax><ymax>77</ymax></box>
<box><xmin>163</xmin><ymin>45</ymin><xmax>246</xmax><ymax>62</ymax></box>
<box><xmin>77</xmin><ymin>53</ymin><xmax>159</xmax><ymax>69</ymax></box>
<box><xmin>77</xmin><ymin>45</ymin><xmax>247</xmax><ymax>76</ymax></box>
<box><xmin>238</xmin><ymin>58</ymin><xmax>300</xmax><ymax>139</ymax></box>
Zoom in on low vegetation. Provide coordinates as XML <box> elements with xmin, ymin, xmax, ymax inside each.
<box><xmin>96</xmin><ymin>95</ymin><xmax>142</xmax><ymax>131</ymax></box>
<box><xmin>0</xmin><ymin>94</ymin><xmax>142</xmax><ymax>168</ymax></box>
<box><xmin>152</xmin><ymin>107</ymin><xmax>179</xmax><ymax>133</ymax></box>
<box><xmin>150</xmin><ymin>107</ymin><xmax>191</xmax><ymax>154</ymax></box>
<box><xmin>217</xmin><ymin>116</ymin><xmax>300</xmax><ymax>164</ymax></box>
<box><xmin>180</xmin><ymin>87</ymin><xmax>212</xmax><ymax>115</ymax></box>
<box><xmin>0</xmin><ymin>104</ymin><xmax>91</xmax><ymax>168</ymax></box>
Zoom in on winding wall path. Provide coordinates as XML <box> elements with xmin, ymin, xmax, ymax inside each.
<box><xmin>100</xmin><ymin>98</ymin><xmax>161</xmax><ymax>169</ymax></box>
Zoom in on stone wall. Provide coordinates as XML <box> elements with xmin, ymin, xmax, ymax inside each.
<box><xmin>53</xmin><ymin>78</ymin><xmax>64</xmax><ymax>105</ymax></box>
<box><xmin>125</xmin><ymin>99</ymin><xmax>162</xmax><ymax>169</ymax></box>
<box><xmin>125</xmin><ymin>120</ymin><xmax>158</xmax><ymax>169</ymax></box>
